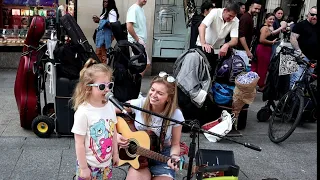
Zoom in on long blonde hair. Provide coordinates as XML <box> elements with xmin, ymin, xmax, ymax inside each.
<box><xmin>71</xmin><ymin>58</ymin><xmax>113</xmax><ymax>110</ymax></box>
<box><xmin>142</xmin><ymin>75</ymin><xmax>179</xmax><ymax>131</ymax></box>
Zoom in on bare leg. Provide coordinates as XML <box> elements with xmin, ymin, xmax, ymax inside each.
<box><xmin>96</xmin><ymin>45</ymin><xmax>107</xmax><ymax>64</ymax></box>
<box><xmin>126</xmin><ymin>167</ymin><xmax>152</xmax><ymax>180</ymax></box>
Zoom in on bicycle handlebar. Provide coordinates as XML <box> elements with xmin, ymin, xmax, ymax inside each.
<box><xmin>278</xmin><ymin>46</ymin><xmax>317</xmax><ymax>67</ymax></box>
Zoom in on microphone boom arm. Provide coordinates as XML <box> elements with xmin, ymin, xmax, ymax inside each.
<box><xmin>122</xmin><ymin>103</ymin><xmax>261</xmax><ymax>152</ymax></box>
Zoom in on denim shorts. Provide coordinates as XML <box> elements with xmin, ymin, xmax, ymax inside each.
<box><xmin>149</xmin><ymin>146</ymin><xmax>175</xmax><ymax>179</ymax></box>
<box><xmin>75</xmin><ymin>161</ymin><xmax>112</xmax><ymax>180</ymax></box>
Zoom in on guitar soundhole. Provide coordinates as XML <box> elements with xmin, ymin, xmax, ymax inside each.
<box><xmin>128</xmin><ymin>141</ymin><xmax>138</xmax><ymax>155</ymax></box>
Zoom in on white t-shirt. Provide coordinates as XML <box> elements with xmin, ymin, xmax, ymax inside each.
<box><xmin>71</xmin><ymin>101</ymin><xmax>117</xmax><ymax>168</ymax></box>
<box><xmin>100</xmin><ymin>9</ymin><xmax>117</xmax><ymax>23</ymax></box>
<box><xmin>196</xmin><ymin>8</ymin><xmax>239</xmax><ymax>53</ymax></box>
<box><xmin>130</xmin><ymin>97</ymin><xmax>185</xmax><ymax>144</ymax></box>
<box><xmin>126</xmin><ymin>4</ymin><xmax>147</xmax><ymax>43</ymax></box>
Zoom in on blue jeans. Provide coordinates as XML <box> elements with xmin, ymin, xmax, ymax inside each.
<box><xmin>289</xmin><ymin>56</ymin><xmax>314</xmax><ymax>89</ymax></box>
<box><xmin>149</xmin><ymin>146</ymin><xmax>175</xmax><ymax>179</ymax></box>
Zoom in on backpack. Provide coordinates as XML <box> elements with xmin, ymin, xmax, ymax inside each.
<box><xmin>54</xmin><ymin>43</ymin><xmax>84</xmax><ymax>79</ymax></box>
<box><xmin>113</xmin><ymin>40</ymin><xmax>147</xmax><ymax>74</ymax></box>
<box><xmin>215</xmin><ymin>54</ymin><xmax>246</xmax><ymax>85</ymax></box>
<box><xmin>110</xmin><ymin>21</ymin><xmax>128</xmax><ymax>41</ymax></box>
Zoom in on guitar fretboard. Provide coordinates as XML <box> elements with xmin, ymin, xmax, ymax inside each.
<box><xmin>136</xmin><ymin>146</ymin><xmax>170</xmax><ymax>163</ymax></box>
<box><xmin>135</xmin><ymin>146</ymin><xmax>190</xmax><ymax>170</ymax></box>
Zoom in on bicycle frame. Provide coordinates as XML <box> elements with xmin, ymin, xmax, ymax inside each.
<box><xmin>290</xmin><ymin>60</ymin><xmax>317</xmax><ymax>109</ymax></box>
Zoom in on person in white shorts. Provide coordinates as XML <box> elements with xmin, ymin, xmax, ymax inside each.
<box><xmin>126</xmin><ymin>0</ymin><xmax>151</xmax><ymax>77</ymax></box>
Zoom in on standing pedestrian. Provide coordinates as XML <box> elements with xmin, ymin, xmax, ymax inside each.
<box><xmin>270</xmin><ymin>7</ymin><xmax>287</xmax><ymax>59</ymax></box>
<box><xmin>237</xmin><ymin>2</ymin><xmax>246</xmax><ymax>19</ymax></box>
<box><xmin>93</xmin><ymin>0</ymin><xmax>119</xmax><ymax>64</ymax></box>
<box><xmin>289</xmin><ymin>6</ymin><xmax>318</xmax><ymax>88</ymax></box>
<box><xmin>251</xmin><ymin>13</ymin><xmax>279</xmax><ymax>91</ymax></box>
<box><xmin>196</xmin><ymin>2</ymin><xmax>240</xmax><ymax>76</ymax></box>
<box><xmin>234</xmin><ymin>0</ymin><xmax>262</xmax><ymax>68</ymax></box>
<box><xmin>189</xmin><ymin>1</ymin><xmax>214</xmax><ymax>49</ymax></box>
<box><xmin>126</xmin><ymin>0</ymin><xmax>151</xmax><ymax>77</ymax></box>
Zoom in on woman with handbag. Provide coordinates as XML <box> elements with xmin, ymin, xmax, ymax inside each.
<box><xmin>251</xmin><ymin>13</ymin><xmax>279</xmax><ymax>92</ymax></box>
<box><xmin>92</xmin><ymin>0</ymin><xmax>119</xmax><ymax>64</ymax></box>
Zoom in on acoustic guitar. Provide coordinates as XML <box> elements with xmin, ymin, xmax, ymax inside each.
<box><xmin>116</xmin><ymin>117</ymin><xmax>198</xmax><ymax>173</ymax></box>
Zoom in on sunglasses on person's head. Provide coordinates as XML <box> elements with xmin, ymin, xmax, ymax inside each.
<box><xmin>158</xmin><ymin>71</ymin><xmax>175</xmax><ymax>83</ymax></box>
<box><xmin>87</xmin><ymin>82</ymin><xmax>114</xmax><ymax>91</ymax></box>
<box><xmin>309</xmin><ymin>13</ymin><xmax>317</xmax><ymax>17</ymax></box>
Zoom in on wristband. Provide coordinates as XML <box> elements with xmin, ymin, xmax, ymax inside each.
<box><xmin>179</xmin><ymin>157</ymin><xmax>184</xmax><ymax>170</ymax></box>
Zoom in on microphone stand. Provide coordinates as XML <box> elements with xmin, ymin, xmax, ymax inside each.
<box><xmin>122</xmin><ymin>103</ymin><xmax>261</xmax><ymax>180</ymax></box>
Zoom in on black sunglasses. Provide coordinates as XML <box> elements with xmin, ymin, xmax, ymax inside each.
<box><xmin>87</xmin><ymin>82</ymin><xmax>114</xmax><ymax>91</ymax></box>
<box><xmin>309</xmin><ymin>13</ymin><xmax>317</xmax><ymax>17</ymax></box>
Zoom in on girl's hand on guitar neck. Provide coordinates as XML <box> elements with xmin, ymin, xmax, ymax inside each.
<box><xmin>167</xmin><ymin>154</ymin><xmax>180</xmax><ymax>171</ymax></box>
<box><xmin>117</xmin><ymin>133</ymin><xmax>129</xmax><ymax>148</ymax></box>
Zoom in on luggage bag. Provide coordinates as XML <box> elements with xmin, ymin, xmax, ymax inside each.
<box><xmin>60</xmin><ymin>14</ymin><xmax>99</xmax><ymax>62</ymax></box>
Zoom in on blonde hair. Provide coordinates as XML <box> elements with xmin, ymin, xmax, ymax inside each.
<box><xmin>142</xmin><ymin>75</ymin><xmax>179</xmax><ymax>132</ymax></box>
<box><xmin>71</xmin><ymin>58</ymin><xmax>113</xmax><ymax>110</ymax></box>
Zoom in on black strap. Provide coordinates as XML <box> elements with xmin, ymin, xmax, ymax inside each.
<box><xmin>158</xmin><ymin>118</ymin><xmax>168</xmax><ymax>152</ymax></box>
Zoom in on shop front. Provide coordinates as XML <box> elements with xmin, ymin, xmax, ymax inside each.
<box><xmin>151</xmin><ymin>0</ymin><xmax>223</xmax><ymax>74</ymax></box>
<box><xmin>152</xmin><ymin>0</ymin><xmax>223</xmax><ymax>61</ymax></box>
<box><xmin>0</xmin><ymin>0</ymin><xmax>76</xmax><ymax>68</ymax></box>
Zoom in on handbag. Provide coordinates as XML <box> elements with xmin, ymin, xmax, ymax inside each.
<box><xmin>202</xmin><ymin>110</ymin><xmax>235</xmax><ymax>142</ymax></box>
<box><xmin>212</xmin><ymin>82</ymin><xmax>235</xmax><ymax>105</ymax></box>
<box><xmin>93</xmin><ymin>28</ymin><xmax>98</xmax><ymax>43</ymax></box>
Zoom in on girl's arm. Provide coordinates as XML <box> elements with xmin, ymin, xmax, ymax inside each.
<box><xmin>167</xmin><ymin>125</ymin><xmax>183</xmax><ymax>171</ymax></box>
<box><xmin>112</xmin><ymin>128</ymin><xmax>119</xmax><ymax>155</ymax></box>
<box><xmin>74</xmin><ymin>134</ymin><xmax>89</xmax><ymax>169</ymax></box>
<box><xmin>170</xmin><ymin>125</ymin><xmax>183</xmax><ymax>157</ymax></box>
<box><xmin>112</xmin><ymin>126</ymin><xmax>119</xmax><ymax>166</ymax></box>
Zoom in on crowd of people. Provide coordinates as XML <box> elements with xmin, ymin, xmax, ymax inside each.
<box><xmin>70</xmin><ymin>0</ymin><xmax>318</xmax><ymax>179</ymax></box>
<box><xmin>194</xmin><ymin>0</ymin><xmax>317</xmax><ymax>92</ymax></box>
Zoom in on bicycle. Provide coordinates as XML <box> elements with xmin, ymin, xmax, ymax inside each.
<box><xmin>268</xmin><ymin>52</ymin><xmax>317</xmax><ymax>143</ymax></box>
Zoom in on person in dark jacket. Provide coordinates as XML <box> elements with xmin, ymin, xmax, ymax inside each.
<box><xmin>189</xmin><ymin>1</ymin><xmax>214</xmax><ymax>49</ymax></box>
<box><xmin>270</xmin><ymin>7</ymin><xmax>287</xmax><ymax>59</ymax></box>
<box><xmin>237</xmin><ymin>2</ymin><xmax>246</xmax><ymax>19</ymax></box>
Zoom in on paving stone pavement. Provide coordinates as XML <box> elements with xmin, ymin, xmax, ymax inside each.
<box><xmin>0</xmin><ymin>69</ymin><xmax>317</xmax><ymax>180</ymax></box>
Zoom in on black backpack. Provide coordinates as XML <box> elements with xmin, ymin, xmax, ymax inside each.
<box><xmin>54</xmin><ymin>43</ymin><xmax>84</xmax><ymax>79</ymax></box>
<box><xmin>215</xmin><ymin>54</ymin><xmax>246</xmax><ymax>85</ymax></box>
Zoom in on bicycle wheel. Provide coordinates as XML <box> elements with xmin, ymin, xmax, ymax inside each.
<box><xmin>268</xmin><ymin>89</ymin><xmax>304</xmax><ymax>143</ymax></box>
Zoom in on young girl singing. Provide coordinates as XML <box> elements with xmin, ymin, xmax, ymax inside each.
<box><xmin>71</xmin><ymin>58</ymin><xmax>119</xmax><ymax>180</ymax></box>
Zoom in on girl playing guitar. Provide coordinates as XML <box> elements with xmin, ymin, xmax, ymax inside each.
<box><xmin>117</xmin><ymin>71</ymin><xmax>185</xmax><ymax>180</ymax></box>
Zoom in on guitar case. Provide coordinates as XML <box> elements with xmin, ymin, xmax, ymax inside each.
<box><xmin>14</xmin><ymin>16</ymin><xmax>45</xmax><ymax>129</ymax></box>
<box><xmin>59</xmin><ymin>14</ymin><xmax>100</xmax><ymax>63</ymax></box>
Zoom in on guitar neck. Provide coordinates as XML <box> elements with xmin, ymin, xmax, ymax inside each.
<box><xmin>136</xmin><ymin>146</ymin><xmax>190</xmax><ymax>170</ymax></box>
<box><xmin>136</xmin><ymin>146</ymin><xmax>170</xmax><ymax>162</ymax></box>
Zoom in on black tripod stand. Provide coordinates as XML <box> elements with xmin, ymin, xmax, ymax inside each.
<box><xmin>121</xmin><ymin>103</ymin><xmax>261</xmax><ymax>180</ymax></box>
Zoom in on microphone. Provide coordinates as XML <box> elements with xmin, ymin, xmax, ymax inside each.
<box><xmin>105</xmin><ymin>92</ymin><xmax>128</xmax><ymax>115</ymax></box>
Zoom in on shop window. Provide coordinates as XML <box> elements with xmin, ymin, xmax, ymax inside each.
<box><xmin>159</xmin><ymin>0</ymin><xmax>176</xmax><ymax>5</ymax></box>
<box><xmin>158</xmin><ymin>7</ymin><xmax>177</xmax><ymax>34</ymax></box>
<box><xmin>0</xmin><ymin>0</ymin><xmax>58</xmax><ymax>46</ymax></box>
